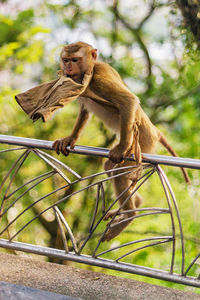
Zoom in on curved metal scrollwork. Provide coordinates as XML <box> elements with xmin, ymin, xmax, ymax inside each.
<box><xmin>0</xmin><ymin>135</ymin><xmax>199</xmax><ymax>287</ymax></box>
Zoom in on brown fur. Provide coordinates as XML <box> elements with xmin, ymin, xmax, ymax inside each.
<box><xmin>63</xmin><ymin>41</ymin><xmax>93</xmax><ymax>54</ymax></box>
<box><xmin>53</xmin><ymin>42</ymin><xmax>190</xmax><ymax>241</ymax></box>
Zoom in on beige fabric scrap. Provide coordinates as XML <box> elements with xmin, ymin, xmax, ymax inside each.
<box><xmin>15</xmin><ymin>73</ymin><xmax>92</xmax><ymax>122</ymax></box>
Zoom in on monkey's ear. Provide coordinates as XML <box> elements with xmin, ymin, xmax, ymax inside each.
<box><xmin>91</xmin><ymin>49</ymin><xmax>97</xmax><ymax>60</ymax></box>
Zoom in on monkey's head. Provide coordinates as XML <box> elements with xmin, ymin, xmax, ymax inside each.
<box><xmin>60</xmin><ymin>41</ymin><xmax>97</xmax><ymax>83</ymax></box>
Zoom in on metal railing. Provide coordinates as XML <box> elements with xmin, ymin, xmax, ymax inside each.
<box><xmin>0</xmin><ymin>134</ymin><xmax>199</xmax><ymax>288</ymax></box>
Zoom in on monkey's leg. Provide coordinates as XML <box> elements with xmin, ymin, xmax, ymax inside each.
<box><xmin>104</xmin><ymin>159</ymin><xmax>116</xmax><ymax>177</ymax></box>
<box><xmin>102</xmin><ymin>159</ymin><xmax>119</xmax><ymax>219</ymax></box>
<box><xmin>103</xmin><ymin>161</ymin><xmax>142</xmax><ymax>241</ymax></box>
<box><xmin>103</xmin><ymin>159</ymin><xmax>142</xmax><ymax>220</ymax></box>
<box><xmin>104</xmin><ymin>191</ymin><xmax>142</xmax><ymax>220</ymax></box>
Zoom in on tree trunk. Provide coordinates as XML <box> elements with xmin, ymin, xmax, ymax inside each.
<box><xmin>176</xmin><ymin>0</ymin><xmax>200</xmax><ymax>48</ymax></box>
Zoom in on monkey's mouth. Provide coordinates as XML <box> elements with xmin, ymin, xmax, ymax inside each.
<box><xmin>66</xmin><ymin>74</ymin><xmax>77</xmax><ymax>80</ymax></box>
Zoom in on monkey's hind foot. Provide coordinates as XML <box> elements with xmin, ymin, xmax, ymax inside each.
<box><xmin>102</xmin><ymin>215</ymin><xmax>133</xmax><ymax>242</ymax></box>
<box><xmin>103</xmin><ymin>209</ymin><xmax>119</xmax><ymax>221</ymax></box>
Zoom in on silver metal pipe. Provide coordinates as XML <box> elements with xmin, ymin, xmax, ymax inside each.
<box><xmin>158</xmin><ymin>166</ymin><xmax>185</xmax><ymax>275</ymax></box>
<box><xmin>54</xmin><ymin>206</ymin><xmax>78</xmax><ymax>253</ymax></box>
<box><xmin>54</xmin><ymin>207</ymin><xmax>69</xmax><ymax>253</ymax></box>
<box><xmin>0</xmin><ymin>135</ymin><xmax>200</xmax><ymax>169</ymax></box>
<box><xmin>156</xmin><ymin>166</ymin><xmax>176</xmax><ymax>274</ymax></box>
<box><xmin>184</xmin><ymin>253</ymin><xmax>200</xmax><ymax>276</ymax></box>
<box><xmin>0</xmin><ymin>239</ymin><xmax>199</xmax><ymax>287</ymax></box>
<box><xmin>95</xmin><ymin>236</ymin><xmax>173</xmax><ymax>258</ymax></box>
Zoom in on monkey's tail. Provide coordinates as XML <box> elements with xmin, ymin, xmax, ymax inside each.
<box><xmin>159</xmin><ymin>134</ymin><xmax>191</xmax><ymax>184</ymax></box>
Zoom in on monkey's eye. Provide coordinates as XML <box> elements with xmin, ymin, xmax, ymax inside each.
<box><xmin>72</xmin><ymin>58</ymin><xmax>79</xmax><ymax>62</ymax></box>
<box><xmin>63</xmin><ymin>58</ymin><xmax>70</xmax><ymax>63</ymax></box>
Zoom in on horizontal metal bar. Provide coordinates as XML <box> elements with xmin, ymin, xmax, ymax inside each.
<box><xmin>0</xmin><ymin>239</ymin><xmax>199</xmax><ymax>287</ymax></box>
<box><xmin>0</xmin><ymin>135</ymin><xmax>53</xmax><ymax>150</ymax></box>
<box><xmin>0</xmin><ymin>135</ymin><xmax>200</xmax><ymax>169</ymax></box>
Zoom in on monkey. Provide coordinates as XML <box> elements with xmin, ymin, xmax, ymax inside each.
<box><xmin>53</xmin><ymin>41</ymin><xmax>190</xmax><ymax>241</ymax></box>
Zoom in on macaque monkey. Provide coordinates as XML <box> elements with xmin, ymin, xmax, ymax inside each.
<box><xmin>53</xmin><ymin>41</ymin><xmax>190</xmax><ymax>241</ymax></box>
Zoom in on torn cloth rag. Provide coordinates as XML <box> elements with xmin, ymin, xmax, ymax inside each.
<box><xmin>15</xmin><ymin>73</ymin><xmax>92</xmax><ymax>122</ymax></box>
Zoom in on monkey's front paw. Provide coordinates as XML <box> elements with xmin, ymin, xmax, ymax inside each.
<box><xmin>52</xmin><ymin>136</ymin><xmax>76</xmax><ymax>156</ymax></box>
<box><xmin>108</xmin><ymin>145</ymin><xmax>126</xmax><ymax>163</ymax></box>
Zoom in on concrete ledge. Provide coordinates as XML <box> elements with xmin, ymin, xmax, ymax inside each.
<box><xmin>0</xmin><ymin>253</ymin><xmax>199</xmax><ymax>300</ymax></box>
<box><xmin>0</xmin><ymin>281</ymin><xmax>77</xmax><ymax>300</ymax></box>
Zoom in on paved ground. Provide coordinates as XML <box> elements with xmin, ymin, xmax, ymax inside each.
<box><xmin>0</xmin><ymin>253</ymin><xmax>199</xmax><ymax>300</ymax></box>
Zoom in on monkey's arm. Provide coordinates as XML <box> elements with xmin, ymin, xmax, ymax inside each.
<box><xmin>109</xmin><ymin>96</ymin><xmax>139</xmax><ymax>163</ymax></box>
<box><xmin>70</xmin><ymin>104</ymin><xmax>90</xmax><ymax>140</ymax></box>
<box><xmin>91</xmin><ymin>63</ymin><xmax>140</xmax><ymax>162</ymax></box>
<box><xmin>53</xmin><ymin>104</ymin><xmax>90</xmax><ymax>155</ymax></box>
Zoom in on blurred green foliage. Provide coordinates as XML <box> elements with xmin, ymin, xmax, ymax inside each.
<box><xmin>0</xmin><ymin>0</ymin><xmax>199</xmax><ymax>294</ymax></box>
